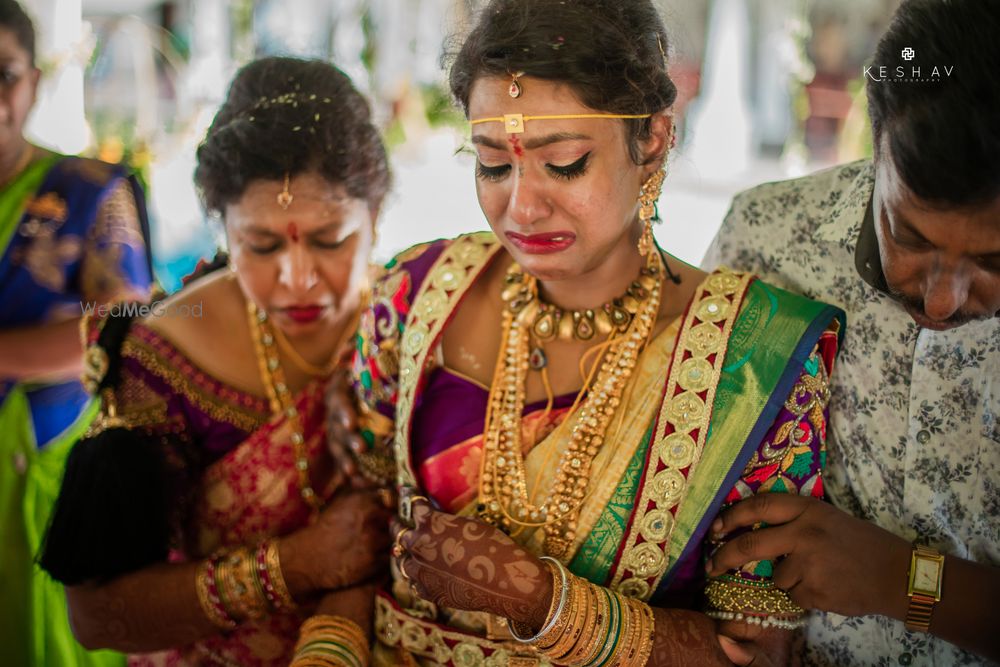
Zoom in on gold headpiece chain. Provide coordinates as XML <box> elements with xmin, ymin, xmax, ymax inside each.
<box><xmin>471</xmin><ymin>112</ymin><xmax>653</xmax><ymax>134</ymax></box>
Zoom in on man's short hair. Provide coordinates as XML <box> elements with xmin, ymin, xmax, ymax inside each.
<box><xmin>867</xmin><ymin>0</ymin><xmax>1000</xmax><ymax>207</ymax></box>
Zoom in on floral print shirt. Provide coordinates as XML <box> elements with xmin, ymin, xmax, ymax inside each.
<box><xmin>703</xmin><ymin>160</ymin><xmax>1000</xmax><ymax>667</ymax></box>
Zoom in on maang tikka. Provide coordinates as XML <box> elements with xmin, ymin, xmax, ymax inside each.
<box><xmin>508</xmin><ymin>71</ymin><xmax>525</xmax><ymax>98</ymax></box>
<box><xmin>277</xmin><ymin>173</ymin><xmax>293</xmax><ymax>210</ymax></box>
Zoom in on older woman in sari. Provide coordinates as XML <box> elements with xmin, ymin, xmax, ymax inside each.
<box><xmin>39</xmin><ymin>57</ymin><xmax>392</xmax><ymax>666</ymax></box>
<box><xmin>0</xmin><ymin>2</ymin><xmax>152</xmax><ymax>665</ymax></box>
<box><xmin>350</xmin><ymin>1</ymin><xmax>845</xmax><ymax>665</ymax></box>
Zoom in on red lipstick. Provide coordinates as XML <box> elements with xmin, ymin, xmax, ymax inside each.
<box><xmin>282</xmin><ymin>305</ymin><xmax>326</xmax><ymax>323</ymax></box>
<box><xmin>505</xmin><ymin>231</ymin><xmax>576</xmax><ymax>255</ymax></box>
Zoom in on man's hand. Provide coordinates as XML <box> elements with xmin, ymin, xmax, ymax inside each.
<box><xmin>706</xmin><ymin>494</ymin><xmax>911</xmax><ymax>619</ymax></box>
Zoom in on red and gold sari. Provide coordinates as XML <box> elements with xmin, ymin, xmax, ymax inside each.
<box><xmin>60</xmin><ymin>320</ymin><xmax>340</xmax><ymax>667</ymax></box>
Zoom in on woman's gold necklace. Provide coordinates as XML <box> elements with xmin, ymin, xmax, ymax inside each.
<box><xmin>246</xmin><ymin>301</ymin><xmax>322</xmax><ymax>521</ymax></box>
<box><xmin>478</xmin><ymin>252</ymin><xmax>663</xmax><ymax>559</ymax></box>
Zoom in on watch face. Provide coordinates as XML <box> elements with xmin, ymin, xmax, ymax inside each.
<box><xmin>913</xmin><ymin>557</ymin><xmax>941</xmax><ymax>593</ymax></box>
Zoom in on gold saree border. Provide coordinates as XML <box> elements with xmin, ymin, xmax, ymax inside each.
<box><xmin>608</xmin><ymin>268</ymin><xmax>753</xmax><ymax>599</ymax></box>
<box><xmin>393</xmin><ymin>232</ymin><xmax>502</xmax><ymax>488</ymax></box>
<box><xmin>375</xmin><ymin>593</ymin><xmax>557</xmax><ymax>667</ymax></box>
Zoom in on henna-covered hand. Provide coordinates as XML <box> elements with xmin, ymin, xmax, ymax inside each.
<box><xmin>395</xmin><ymin>500</ymin><xmax>553</xmax><ymax>630</ymax></box>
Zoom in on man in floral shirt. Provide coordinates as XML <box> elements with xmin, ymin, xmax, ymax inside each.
<box><xmin>702</xmin><ymin>1</ymin><xmax>1000</xmax><ymax>665</ymax></box>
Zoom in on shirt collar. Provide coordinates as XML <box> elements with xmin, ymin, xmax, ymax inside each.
<box><xmin>854</xmin><ymin>192</ymin><xmax>892</xmax><ymax>296</ymax></box>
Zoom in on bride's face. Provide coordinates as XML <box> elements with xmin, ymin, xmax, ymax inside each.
<box><xmin>468</xmin><ymin>76</ymin><xmax>665</xmax><ymax>283</ymax></box>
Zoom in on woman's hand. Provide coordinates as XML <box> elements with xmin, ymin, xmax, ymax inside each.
<box><xmin>394</xmin><ymin>500</ymin><xmax>553</xmax><ymax>630</ymax></box>
<box><xmin>282</xmin><ymin>489</ymin><xmax>393</xmax><ymax>595</ymax></box>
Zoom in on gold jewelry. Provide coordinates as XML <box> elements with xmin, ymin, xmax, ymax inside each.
<box><xmin>399</xmin><ymin>492</ymin><xmax>429</xmax><ymax>526</ymax></box>
<box><xmin>195</xmin><ymin>557</ymin><xmax>237</xmax><ymax>630</ymax></box>
<box><xmin>471</xmin><ymin>112</ymin><xmax>653</xmax><ymax>135</ymax></box>
<box><xmin>258</xmin><ymin>540</ymin><xmax>297</xmax><ymax>612</ymax></box>
<box><xmin>392</xmin><ymin>528</ymin><xmax>410</xmax><ymax>559</ymax></box>
<box><xmin>247</xmin><ymin>301</ymin><xmax>322</xmax><ymax>521</ymax></box>
<box><xmin>502</xmin><ymin>258</ymin><xmax>661</xmax><ymax>343</ymax></box>
<box><xmin>905</xmin><ymin>544</ymin><xmax>944</xmax><ymax>632</ymax></box>
<box><xmin>510</xmin><ymin>557</ymin><xmax>567</xmax><ymax>642</ymax></box>
<box><xmin>267</xmin><ymin>307</ymin><xmax>359</xmax><ymax>377</ymax></box>
<box><xmin>638</xmin><ymin>167</ymin><xmax>666</xmax><ymax>258</ymax></box>
<box><xmin>704</xmin><ymin>578</ymin><xmax>805</xmax><ymax>617</ymax></box>
<box><xmin>705</xmin><ymin>609</ymin><xmax>805</xmax><ymax>630</ymax></box>
<box><xmin>508</xmin><ymin>71</ymin><xmax>525</xmax><ymax>98</ymax></box>
<box><xmin>278</xmin><ymin>172</ymin><xmax>294</xmax><ymax>210</ymax></box>
<box><xmin>480</xmin><ymin>251</ymin><xmax>663</xmax><ymax>559</ymax></box>
<box><xmin>292</xmin><ymin>615</ymin><xmax>370</xmax><ymax>667</ymax></box>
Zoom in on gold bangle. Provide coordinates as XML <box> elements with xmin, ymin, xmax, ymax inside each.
<box><xmin>559</xmin><ymin>576</ymin><xmax>600</xmax><ymax>663</ymax></box>
<box><xmin>705</xmin><ymin>578</ymin><xmax>805</xmax><ymax>617</ymax></box>
<box><xmin>630</xmin><ymin>599</ymin><xmax>656</xmax><ymax>667</ymax></box>
<box><xmin>263</xmin><ymin>540</ymin><xmax>297</xmax><ymax>612</ymax></box>
<box><xmin>576</xmin><ymin>583</ymin><xmax>612</xmax><ymax>665</ymax></box>
<box><xmin>510</xmin><ymin>558</ymin><xmax>565</xmax><ymax>641</ymax></box>
<box><xmin>293</xmin><ymin>615</ymin><xmax>370</xmax><ymax>667</ymax></box>
<box><xmin>540</xmin><ymin>573</ymin><xmax>583</xmax><ymax>658</ymax></box>
<box><xmin>194</xmin><ymin>558</ymin><xmax>237</xmax><ymax>630</ymax></box>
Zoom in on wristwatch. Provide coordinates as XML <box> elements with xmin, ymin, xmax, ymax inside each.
<box><xmin>905</xmin><ymin>544</ymin><xmax>945</xmax><ymax>632</ymax></box>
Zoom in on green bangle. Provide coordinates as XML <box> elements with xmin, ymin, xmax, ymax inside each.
<box><xmin>296</xmin><ymin>640</ymin><xmax>361</xmax><ymax>667</ymax></box>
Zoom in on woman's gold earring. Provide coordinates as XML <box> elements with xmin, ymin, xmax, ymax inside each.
<box><xmin>637</xmin><ymin>167</ymin><xmax>665</xmax><ymax>257</ymax></box>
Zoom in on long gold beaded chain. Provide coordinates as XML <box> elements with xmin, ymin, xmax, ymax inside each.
<box><xmin>478</xmin><ymin>252</ymin><xmax>663</xmax><ymax>559</ymax></box>
<box><xmin>247</xmin><ymin>301</ymin><xmax>323</xmax><ymax>522</ymax></box>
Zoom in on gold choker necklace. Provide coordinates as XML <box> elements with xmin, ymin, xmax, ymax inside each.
<box><xmin>501</xmin><ymin>260</ymin><xmax>661</xmax><ymax>343</ymax></box>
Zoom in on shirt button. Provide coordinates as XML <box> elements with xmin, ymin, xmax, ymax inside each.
<box><xmin>898</xmin><ymin>652</ymin><xmax>913</xmax><ymax>665</ymax></box>
<box><xmin>12</xmin><ymin>452</ymin><xmax>27</xmax><ymax>475</ymax></box>
<box><xmin>916</xmin><ymin>430</ymin><xmax>931</xmax><ymax>444</ymax></box>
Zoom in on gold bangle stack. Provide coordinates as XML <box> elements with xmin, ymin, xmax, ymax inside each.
<box><xmin>194</xmin><ymin>540</ymin><xmax>297</xmax><ymax>629</ymax></box>
<box><xmin>513</xmin><ymin>558</ymin><xmax>654</xmax><ymax>666</ymax></box>
<box><xmin>290</xmin><ymin>615</ymin><xmax>370</xmax><ymax>667</ymax></box>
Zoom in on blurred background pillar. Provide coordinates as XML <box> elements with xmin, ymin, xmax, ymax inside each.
<box><xmin>24</xmin><ymin>0</ymin><xmax>90</xmax><ymax>154</ymax></box>
<box><xmin>685</xmin><ymin>0</ymin><xmax>753</xmax><ymax>178</ymax></box>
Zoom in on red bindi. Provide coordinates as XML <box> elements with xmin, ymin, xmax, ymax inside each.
<box><xmin>287</xmin><ymin>222</ymin><xmax>300</xmax><ymax>243</ymax></box>
<box><xmin>509</xmin><ymin>135</ymin><xmax>524</xmax><ymax>158</ymax></box>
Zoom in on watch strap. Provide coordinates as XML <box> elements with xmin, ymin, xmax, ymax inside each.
<box><xmin>904</xmin><ymin>592</ymin><xmax>936</xmax><ymax>632</ymax></box>
<box><xmin>905</xmin><ymin>545</ymin><xmax>943</xmax><ymax>633</ymax></box>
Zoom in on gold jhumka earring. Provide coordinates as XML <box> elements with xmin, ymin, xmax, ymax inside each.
<box><xmin>277</xmin><ymin>173</ymin><xmax>293</xmax><ymax>210</ymax></box>
<box><xmin>637</xmin><ymin>167</ymin><xmax>665</xmax><ymax>258</ymax></box>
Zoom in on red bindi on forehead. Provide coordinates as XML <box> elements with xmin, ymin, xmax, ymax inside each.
<box><xmin>287</xmin><ymin>222</ymin><xmax>300</xmax><ymax>242</ymax></box>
